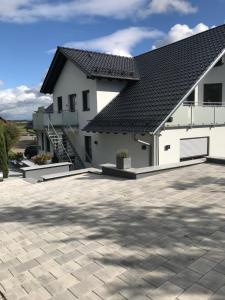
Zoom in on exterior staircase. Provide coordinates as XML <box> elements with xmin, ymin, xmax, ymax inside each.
<box><xmin>45</xmin><ymin>120</ymin><xmax>85</xmax><ymax>170</ymax></box>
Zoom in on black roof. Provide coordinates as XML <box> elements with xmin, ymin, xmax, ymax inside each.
<box><xmin>41</xmin><ymin>47</ymin><xmax>139</xmax><ymax>93</ymax></box>
<box><xmin>84</xmin><ymin>24</ymin><xmax>225</xmax><ymax>134</ymax></box>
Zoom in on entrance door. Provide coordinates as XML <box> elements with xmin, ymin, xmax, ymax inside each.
<box><xmin>180</xmin><ymin>137</ymin><xmax>208</xmax><ymax>161</ymax></box>
<box><xmin>85</xmin><ymin>136</ymin><xmax>92</xmax><ymax>162</ymax></box>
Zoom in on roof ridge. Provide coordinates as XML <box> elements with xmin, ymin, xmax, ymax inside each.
<box><xmin>58</xmin><ymin>46</ymin><xmax>135</xmax><ymax>60</ymax></box>
<box><xmin>135</xmin><ymin>23</ymin><xmax>225</xmax><ymax>59</ymax></box>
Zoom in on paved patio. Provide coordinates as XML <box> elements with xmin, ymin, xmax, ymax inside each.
<box><xmin>1</xmin><ymin>163</ymin><xmax>225</xmax><ymax>300</ymax></box>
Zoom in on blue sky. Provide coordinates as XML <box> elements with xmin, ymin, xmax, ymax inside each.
<box><xmin>0</xmin><ymin>0</ymin><xmax>225</xmax><ymax>119</ymax></box>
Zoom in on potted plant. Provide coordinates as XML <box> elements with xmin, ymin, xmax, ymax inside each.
<box><xmin>32</xmin><ymin>153</ymin><xmax>52</xmax><ymax>165</ymax></box>
<box><xmin>116</xmin><ymin>149</ymin><xmax>131</xmax><ymax>169</ymax></box>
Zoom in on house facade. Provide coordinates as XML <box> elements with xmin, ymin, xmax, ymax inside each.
<box><xmin>33</xmin><ymin>24</ymin><xmax>225</xmax><ymax>169</ymax></box>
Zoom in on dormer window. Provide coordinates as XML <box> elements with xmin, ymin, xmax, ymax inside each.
<box><xmin>83</xmin><ymin>90</ymin><xmax>90</xmax><ymax>111</ymax></box>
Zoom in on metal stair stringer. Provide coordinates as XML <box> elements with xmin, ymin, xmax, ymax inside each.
<box><xmin>45</xmin><ymin>120</ymin><xmax>73</xmax><ymax>167</ymax></box>
<box><xmin>61</xmin><ymin>127</ymin><xmax>85</xmax><ymax>170</ymax></box>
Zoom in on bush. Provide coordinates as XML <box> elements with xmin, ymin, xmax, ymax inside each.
<box><xmin>116</xmin><ymin>149</ymin><xmax>129</xmax><ymax>159</ymax></box>
<box><xmin>0</xmin><ymin>123</ymin><xmax>8</xmax><ymax>178</ymax></box>
<box><xmin>32</xmin><ymin>153</ymin><xmax>52</xmax><ymax>165</ymax></box>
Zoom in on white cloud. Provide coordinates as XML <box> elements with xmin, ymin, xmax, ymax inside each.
<box><xmin>140</xmin><ymin>0</ymin><xmax>197</xmax><ymax>17</ymax></box>
<box><xmin>0</xmin><ymin>84</ymin><xmax>52</xmax><ymax>120</ymax></box>
<box><xmin>62</xmin><ymin>27</ymin><xmax>163</xmax><ymax>57</ymax></box>
<box><xmin>0</xmin><ymin>0</ymin><xmax>197</xmax><ymax>23</ymax></box>
<box><xmin>153</xmin><ymin>23</ymin><xmax>210</xmax><ymax>49</ymax></box>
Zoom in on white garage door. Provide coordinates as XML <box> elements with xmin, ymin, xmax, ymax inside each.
<box><xmin>180</xmin><ymin>137</ymin><xmax>208</xmax><ymax>160</ymax></box>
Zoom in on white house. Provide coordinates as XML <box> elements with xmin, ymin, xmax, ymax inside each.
<box><xmin>33</xmin><ymin>24</ymin><xmax>225</xmax><ymax>169</ymax></box>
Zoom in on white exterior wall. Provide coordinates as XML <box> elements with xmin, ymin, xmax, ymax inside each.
<box><xmin>159</xmin><ymin>127</ymin><xmax>225</xmax><ymax>165</ymax></box>
<box><xmin>198</xmin><ymin>55</ymin><xmax>225</xmax><ymax>104</ymax></box>
<box><xmin>96</xmin><ymin>79</ymin><xmax>126</xmax><ymax>112</ymax></box>
<box><xmin>92</xmin><ymin>133</ymin><xmax>153</xmax><ymax>168</ymax></box>
<box><xmin>52</xmin><ymin>60</ymin><xmax>131</xmax><ymax>166</ymax></box>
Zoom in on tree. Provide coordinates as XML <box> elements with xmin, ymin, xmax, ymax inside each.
<box><xmin>0</xmin><ymin>123</ymin><xmax>8</xmax><ymax>178</ymax></box>
<box><xmin>4</xmin><ymin>122</ymin><xmax>20</xmax><ymax>154</ymax></box>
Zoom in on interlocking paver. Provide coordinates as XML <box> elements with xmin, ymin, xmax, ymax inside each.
<box><xmin>1</xmin><ymin>164</ymin><xmax>225</xmax><ymax>299</ymax></box>
<box><xmin>177</xmin><ymin>284</ymin><xmax>214</xmax><ymax>300</ymax></box>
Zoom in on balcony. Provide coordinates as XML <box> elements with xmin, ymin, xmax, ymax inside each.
<box><xmin>166</xmin><ymin>102</ymin><xmax>225</xmax><ymax>128</ymax></box>
<box><xmin>33</xmin><ymin>109</ymin><xmax>79</xmax><ymax>130</ymax></box>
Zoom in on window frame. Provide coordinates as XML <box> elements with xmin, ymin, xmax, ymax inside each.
<box><xmin>57</xmin><ymin>96</ymin><xmax>63</xmax><ymax>113</ymax></box>
<box><xmin>68</xmin><ymin>94</ymin><xmax>76</xmax><ymax>112</ymax></box>
<box><xmin>204</xmin><ymin>83</ymin><xmax>222</xmax><ymax>105</ymax></box>
<box><xmin>82</xmin><ymin>90</ymin><xmax>90</xmax><ymax>111</ymax></box>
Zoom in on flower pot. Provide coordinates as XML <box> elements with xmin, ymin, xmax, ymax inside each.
<box><xmin>116</xmin><ymin>157</ymin><xmax>131</xmax><ymax>169</ymax></box>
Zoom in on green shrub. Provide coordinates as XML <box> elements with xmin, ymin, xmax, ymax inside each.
<box><xmin>0</xmin><ymin>124</ymin><xmax>8</xmax><ymax>178</ymax></box>
<box><xmin>116</xmin><ymin>149</ymin><xmax>129</xmax><ymax>159</ymax></box>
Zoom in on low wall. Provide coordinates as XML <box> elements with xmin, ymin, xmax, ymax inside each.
<box><xmin>21</xmin><ymin>162</ymin><xmax>72</xmax><ymax>180</ymax></box>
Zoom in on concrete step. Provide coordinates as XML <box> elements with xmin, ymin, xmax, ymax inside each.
<box><xmin>40</xmin><ymin>168</ymin><xmax>101</xmax><ymax>182</ymax></box>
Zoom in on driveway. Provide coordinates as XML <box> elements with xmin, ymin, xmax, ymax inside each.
<box><xmin>0</xmin><ymin>163</ymin><xmax>225</xmax><ymax>300</ymax></box>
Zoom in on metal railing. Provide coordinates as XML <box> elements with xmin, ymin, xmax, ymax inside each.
<box><xmin>33</xmin><ymin>110</ymin><xmax>79</xmax><ymax>130</ymax></box>
<box><xmin>166</xmin><ymin>101</ymin><xmax>225</xmax><ymax>127</ymax></box>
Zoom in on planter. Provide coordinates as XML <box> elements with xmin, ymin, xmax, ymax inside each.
<box><xmin>116</xmin><ymin>157</ymin><xmax>131</xmax><ymax>169</ymax></box>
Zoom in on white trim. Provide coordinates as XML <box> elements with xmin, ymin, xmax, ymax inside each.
<box><xmin>153</xmin><ymin>48</ymin><xmax>225</xmax><ymax>134</ymax></box>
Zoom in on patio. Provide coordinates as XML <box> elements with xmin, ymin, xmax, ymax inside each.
<box><xmin>0</xmin><ymin>163</ymin><xmax>225</xmax><ymax>299</ymax></box>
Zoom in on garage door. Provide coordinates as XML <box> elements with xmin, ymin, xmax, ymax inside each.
<box><xmin>180</xmin><ymin>137</ymin><xmax>208</xmax><ymax>160</ymax></box>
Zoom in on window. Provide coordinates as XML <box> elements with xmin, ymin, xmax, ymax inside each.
<box><xmin>41</xmin><ymin>132</ymin><xmax>45</xmax><ymax>151</ymax></box>
<box><xmin>82</xmin><ymin>90</ymin><xmax>90</xmax><ymax>111</ymax></box>
<box><xmin>204</xmin><ymin>83</ymin><xmax>222</xmax><ymax>105</ymax></box>
<box><xmin>57</xmin><ymin>97</ymin><xmax>62</xmax><ymax>113</ymax></box>
<box><xmin>84</xmin><ymin>136</ymin><xmax>92</xmax><ymax>162</ymax></box>
<box><xmin>46</xmin><ymin>136</ymin><xmax>50</xmax><ymax>152</ymax></box>
<box><xmin>184</xmin><ymin>90</ymin><xmax>195</xmax><ymax>105</ymax></box>
<box><xmin>68</xmin><ymin>94</ymin><xmax>76</xmax><ymax>112</ymax></box>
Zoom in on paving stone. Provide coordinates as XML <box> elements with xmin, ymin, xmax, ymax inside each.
<box><xmin>210</xmin><ymin>286</ymin><xmax>225</xmax><ymax>300</ymax></box>
<box><xmin>189</xmin><ymin>258</ymin><xmax>217</xmax><ymax>275</ymax></box>
<box><xmin>177</xmin><ymin>284</ymin><xmax>214</xmax><ymax>300</ymax></box>
<box><xmin>198</xmin><ymin>270</ymin><xmax>225</xmax><ymax>292</ymax></box>
<box><xmin>69</xmin><ymin>275</ymin><xmax>104</xmax><ymax>298</ymax></box>
<box><xmin>54</xmin><ymin>249</ymin><xmax>82</xmax><ymax>265</ymax></box>
<box><xmin>147</xmin><ymin>281</ymin><xmax>184</xmax><ymax>300</ymax></box>
<box><xmin>72</xmin><ymin>262</ymin><xmax>102</xmax><ymax>281</ymax></box>
<box><xmin>10</xmin><ymin>259</ymin><xmax>39</xmax><ymax>275</ymax></box>
<box><xmin>143</xmin><ymin>266</ymin><xmax>176</xmax><ymax>288</ymax></box>
<box><xmin>170</xmin><ymin>268</ymin><xmax>202</xmax><ymax>290</ymax></box>
<box><xmin>48</xmin><ymin>290</ymin><xmax>77</xmax><ymax>300</ymax></box>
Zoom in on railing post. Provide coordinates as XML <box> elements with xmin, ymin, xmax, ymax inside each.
<box><xmin>214</xmin><ymin>106</ymin><xmax>216</xmax><ymax>125</ymax></box>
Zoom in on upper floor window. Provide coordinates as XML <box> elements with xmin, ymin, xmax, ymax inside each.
<box><xmin>68</xmin><ymin>94</ymin><xmax>76</xmax><ymax>112</ymax></box>
<box><xmin>204</xmin><ymin>83</ymin><xmax>222</xmax><ymax>105</ymax></box>
<box><xmin>57</xmin><ymin>97</ymin><xmax>62</xmax><ymax>113</ymax></box>
<box><xmin>83</xmin><ymin>90</ymin><xmax>90</xmax><ymax>111</ymax></box>
<box><xmin>184</xmin><ymin>90</ymin><xmax>195</xmax><ymax>106</ymax></box>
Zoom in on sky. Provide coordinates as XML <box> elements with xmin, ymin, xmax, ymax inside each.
<box><xmin>0</xmin><ymin>0</ymin><xmax>225</xmax><ymax>120</ymax></box>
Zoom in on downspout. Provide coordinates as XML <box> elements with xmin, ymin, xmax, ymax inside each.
<box><xmin>133</xmin><ymin>134</ymin><xmax>152</xmax><ymax>166</ymax></box>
